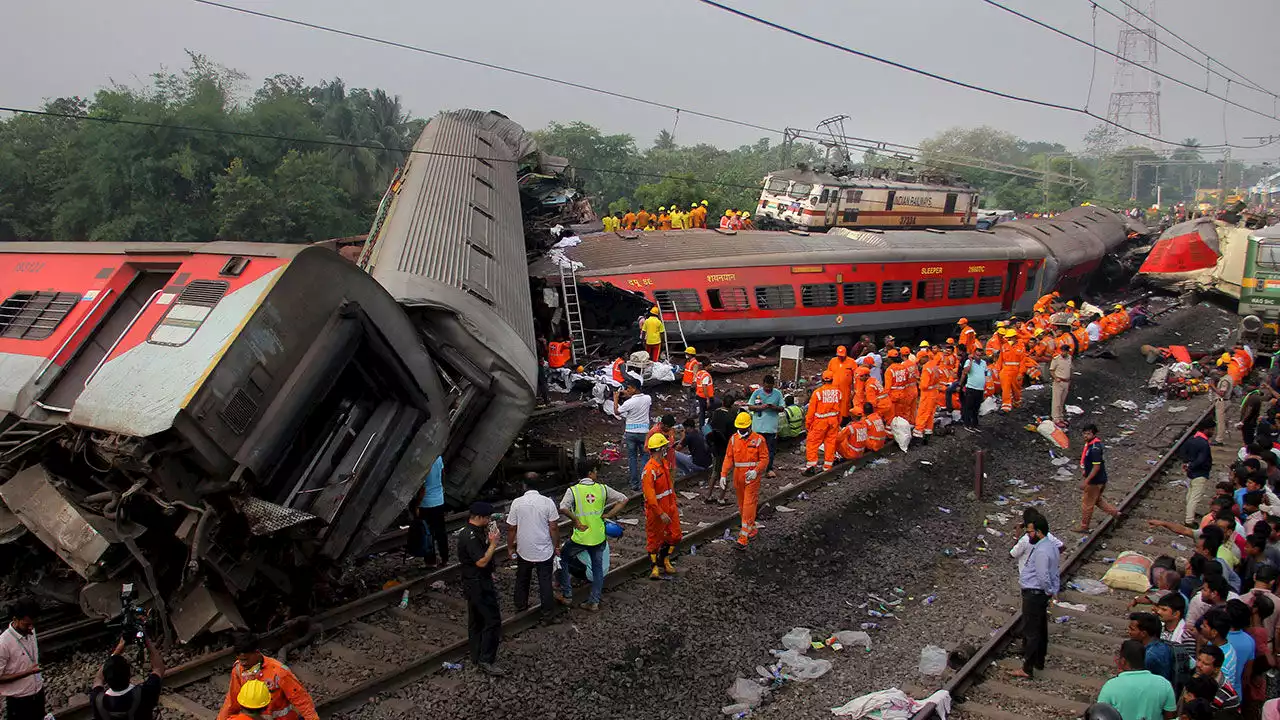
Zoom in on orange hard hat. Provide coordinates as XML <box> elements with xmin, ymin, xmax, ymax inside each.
<box><xmin>822</xmin><ymin>370</ymin><xmax>834</xmax><ymax>382</ymax></box>
<box><xmin>861</xmin><ymin>356</ymin><xmax>874</xmax><ymax>366</ymax></box>
<box><xmin>957</xmin><ymin>318</ymin><xmax>968</xmax><ymax>325</ymax></box>
<box><xmin>836</xmin><ymin>345</ymin><xmax>847</xmax><ymax>357</ymax></box>
<box><xmin>946</xmin><ymin>337</ymin><xmax>956</xmax><ymax>344</ymax></box>
<box><xmin>886</xmin><ymin>349</ymin><xmax>900</xmax><ymax>358</ymax></box>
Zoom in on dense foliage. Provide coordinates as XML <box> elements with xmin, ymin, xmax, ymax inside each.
<box><xmin>0</xmin><ymin>56</ymin><xmax>1271</xmax><ymax>243</ymax></box>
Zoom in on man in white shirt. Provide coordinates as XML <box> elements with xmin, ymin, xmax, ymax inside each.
<box><xmin>1086</xmin><ymin>315</ymin><xmax>1102</xmax><ymax>343</ymax></box>
<box><xmin>0</xmin><ymin>599</ymin><xmax>44</xmax><ymax>720</ymax></box>
<box><xmin>613</xmin><ymin>385</ymin><xmax>653</xmax><ymax>491</ymax></box>
<box><xmin>506</xmin><ymin>474</ymin><xmax>562</xmax><ymax>615</ymax></box>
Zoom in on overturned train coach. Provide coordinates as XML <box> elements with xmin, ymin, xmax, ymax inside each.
<box><xmin>0</xmin><ymin>110</ymin><xmax>537</xmax><ymax>640</ymax></box>
<box><xmin>539</xmin><ymin>206</ymin><xmax>1145</xmax><ymax>340</ymax></box>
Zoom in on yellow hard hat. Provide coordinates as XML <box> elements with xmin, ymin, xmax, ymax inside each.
<box><xmin>1113</xmin><ymin>303</ymin><xmax>1123</xmax><ymax>310</ymax></box>
<box><xmin>1034</xmin><ymin>328</ymin><xmax>1044</xmax><ymax>336</ymax></box>
<box><xmin>701</xmin><ymin>200</ymin><xmax>708</xmax><ymax>205</ymax></box>
<box><xmin>685</xmin><ymin>346</ymin><xmax>696</xmax><ymax>355</ymax></box>
<box><xmin>649</xmin><ymin>307</ymin><xmax>660</xmax><ymax>316</ymax></box>
<box><xmin>1066</xmin><ymin>301</ymin><xmax>1076</xmax><ymax>308</ymax></box>
<box><xmin>996</xmin><ymin>321</ymin><xmax>1008</xmax><ymax>328</ymax></box>
<box><xmin>691</xmin><ymin>203</ymin><xmax>698</xmax><ymax>208</ymax></box>
<box><xmin>1217</xmin><ymin>353</ymin><xmax>1231</xmax><ymax>366</ymax></box>
<box><xmin>734</xmin><ymin>412</ymin><xmax>753</xmax><ymax>429</ymax></box>
<box><xmin>237</xmin><ymin>680</ymin><xmax>272</xmax><ymax>710</ymax></box>
<box><xmin>659</xmin><ymin>206</ymin><xmax>666</xmax><ymax>211</ymax></box>
<box><xmin>918</xmin><ymin>340</ymin><xmax>930</xmax><ymax>348</ymax></box>
<box><xmin>647</xmin><ymin>433</ymin><xmax>669</xmax><ymax>450</ymax></box>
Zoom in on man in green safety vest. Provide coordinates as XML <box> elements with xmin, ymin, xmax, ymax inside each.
<box><xmin>557</xmin><ymin>457</ymin><xmax>628</xmax><ymax>611</ymax></box>
<box><xmin>778</xmin><ymin>395</ymin><xmax>806</xmax><ymax>440</ymax></box>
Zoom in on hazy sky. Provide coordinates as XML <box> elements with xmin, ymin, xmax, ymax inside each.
<box><xmin>3</xmin><ymin>0</ymin><xmax>1278</xmax><ymax>161</ymax></box>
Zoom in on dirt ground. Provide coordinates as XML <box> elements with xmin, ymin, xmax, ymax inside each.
<box><xmin>343</xmin><ymin>299</ymin><xmax>1240</xmax><ymax>720</ymax></box>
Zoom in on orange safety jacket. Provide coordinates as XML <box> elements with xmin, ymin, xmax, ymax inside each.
<box><xmin>695</xmin><ymin>369</ymin><xmax>714</xmax><ymax>399</ymax></box>
<box><xmin>885</xmin><ymin>362</ymin><xmax>910</xmax><ymax>400</ymax></box>
<box><xmin>642</xmin><ymin>456</ymin><xmax>677</xmax><ymax>515</ymax></box>
<box><xmin>985</xmin><ymin>335</ymin><xmax>1003</xmax><ymax>356</ymax></box>
<box><xmin>852</xmin><ymin>366</ymin><xmax>871</xmax><ymax>414</ymax></box>
<box><xmin>806</xmin><ymin>384</ymin><xmax>843</xmax><ymax>425</ymax></box>
<box><xmin>959</xmin><ymin>327</ymin><xmax>979</xmax><ymax>354</ymax></box>
<box><xmin>1000</xmin><ymin>343</ymin><xmax>1025</xmax><ymax>373</ymax></box>
<box><xmin>1071</xmin><ymin>326</ymin><xmax>1089</xmax><ymax>352</ymax></box>
<box><xmin>682</xmin><ymin>358</ymin><xmax>700</xmax><ymax>387</ymax></box>
<box><xmin>864</xmin><ymin>412</ymin><xmax>887</xmax><ymax>451</ymax></box>
<box><xmin>836</xmin><ymin>419</ymin><xmax>868</xmax><ymax>459</ymax></box>
<box><xmin>721</xmin><ymin>431</ymin><xmax>769</xmax><ymax>482</ymax></box>
<box><xmin>217</xmin><ymin>657</ymin><xmax>319</xmax><ymax>720</ymax></box>
<box><xmin>647</xmin><ymin>424</ymin><xmax>677</xmax><ymax>473</ymax></box>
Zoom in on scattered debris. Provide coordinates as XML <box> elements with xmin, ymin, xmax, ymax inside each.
<box><xmin>1065</xmin><ymin>405</ymin><xmax>1084</xmax><ymax>415</ymax></box>
<box><xmin>1111</xmin><ymin>399</ymin><xmax>1139</xmax><ymax>411</ymax></box>
<box><xmin>917</xmin><ymin>645</ymin><xmax>948</xmax><ymax>676</ymax></box>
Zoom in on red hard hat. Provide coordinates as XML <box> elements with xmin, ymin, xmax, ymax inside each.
<box><xmin>822</xmin><ymin>370</ymin><xmax>834</xmax><ymax>381</ymax></box>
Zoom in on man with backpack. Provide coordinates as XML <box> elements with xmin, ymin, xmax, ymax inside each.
<box><xmin>88</xmin><ymin>634</ymin><xmax>165</xmax><ymax>720</ymax></box>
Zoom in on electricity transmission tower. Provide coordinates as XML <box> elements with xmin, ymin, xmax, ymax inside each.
<box><xmin>1104</xmin><ymin>0</ymin><xmax>1162</xmax><ymax>148</ymax></box>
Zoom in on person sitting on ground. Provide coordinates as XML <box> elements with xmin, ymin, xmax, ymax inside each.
<box><xmin>89</xmin><ymin>633</ymin><xmax>165</xmax><ymax>720</ymax></box>
<box><xmin>1095</xmin><ymin>638</ymin><xmax>1177</xmax><ymax>720</ymax></box>
<box><xmin>676</xmin><ymin>417</ymin><xmax>713</xmax><ymax>477</ymax></box>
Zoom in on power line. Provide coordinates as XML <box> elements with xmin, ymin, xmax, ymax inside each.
<box><xmin>694</xmin><ymin>0</ymin><xmax>1277</xmax><ymax>150</ymax></box>
<box><xmin>1089</xmin><ymin>0</ymin><xmax>1277</xmax><ymax>99</ymax></box>
<box><xmin>188</xmin><ymin>0</ymin><xmax>782</xmax><ymax>136</ymax></box>
<box><xmin>0</xmin><ymin>105</ymin><xmax>774</xmax><ymax>195</ymax></box>
<box><xmin>1107</xmin><ymin>0</ymin><xmax>1278</xmax><ymax>98</ymax></box>
<box><xmin>976</xmin><ymin>0</ymin><xmax>1280</xmax><ymax>124</ymax></box>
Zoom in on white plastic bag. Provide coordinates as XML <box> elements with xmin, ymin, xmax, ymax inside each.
<box><xmin>781</xmin><ymin>627</ymin><xmax>812</xmax><ymax>652</ymax></box>
<box><xmin>1036</xmin><ymin>420</ymin><xmax>1069</xmax><ymax>449</ymax></box>
<box><xmin>775</xmin><ymin>649</ymin><xmax>832</xmax><ymax>682</ymax></box>
<box><xmin>917</xmin><ymin>645</ymin><xmax>948</xmax><ymax>676</ymax></box>
<box><xmin>833</xmin><ymin>630</ymin><xmax>872</xmax><ymax>651</ymax></box>
<box><xmin>648</xmin><ymin>361</ymin><xmax>676</xmax><ymax>382</ymax></box>
<box><xmin>727</xmin><ymin>678</ymin><xmax>767</xmax><ymax>708</ymax></box>
<box><xmin>890</xmin><ymin>416</ymin><xmax>912</xmax><ymax>452</ymax></box>
<box><xmin>1147</xmin><ymin>366</ymin><xmax>1169</xmax><ymax>389</ymax></box>
<box><xmin>979</xmin><ymin>396</ymin><xmax>999</xmax><ymax>416</ymax></box>
<box><xmin>1069</xmin><ymin>578</ymin><xmax>1109</xmax><ymax>595</ymax></box>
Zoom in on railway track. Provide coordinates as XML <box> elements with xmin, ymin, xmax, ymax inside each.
<box><xmin>909</xmin><ymin>398</ymin><xmax>1220</xmax><ymax>720</ymax></box>
<box><xmin>50</xmin><ymin>434</ymin><xmax>860</xmax><ymax>719</ymax></box>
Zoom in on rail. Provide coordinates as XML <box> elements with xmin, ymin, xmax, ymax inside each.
<box><xmin>907</xmin><ymin>400</ymin><xmax>1214</xmax><ymax>720</ymax></box>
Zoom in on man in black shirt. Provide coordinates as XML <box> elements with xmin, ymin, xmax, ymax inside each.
<box><xmin>1182</xmin><ymin>420</ymin><xmax>1214</xmax><ymax>527</ymax></box>
<box><xmin>1240</xmin><ymin>381</ymin><xmax>1263</xmax><ymax>447</ymax></box>
<box><xmin>89</xmin><ymin>635</ymin><xmax>164</xmax><ymax>720</ymax></box>
<box><xmin>677</xmin><ymin>418</ymin><xmax>713</xmax><ymax>475</ymax></box>
<box><xmin>704</xmin><ymin>395</ymin><xmax>736</xmax><ymax>504</ymax></box>
<box><xmin>457</xmin><ymin>502</ymin><xmax>504</xmax><ymax>675</ymax></box>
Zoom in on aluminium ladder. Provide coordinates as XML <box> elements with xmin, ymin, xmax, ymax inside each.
<box><xmin>558</xmin><ymin>262</ymin><xmax>589</xmax><ymax>364</ymax></box>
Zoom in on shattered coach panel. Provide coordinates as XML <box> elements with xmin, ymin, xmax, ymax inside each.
<box><xmin>361</xmin><ymin>110</ymin><xmax>537</xmax><ymax>504</ymax></box>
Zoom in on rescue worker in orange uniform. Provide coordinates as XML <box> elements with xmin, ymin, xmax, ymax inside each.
<box><xmin>681</xmin><ymin>346</ymin><xmax>700</xmax><ymax>414</ymax></box>
<box><xmin>1104</xmin><ymin>304</ymin><xmax>1130</xmax><ymax>337</ymax></box>
<box><xmin>694</xmin><ymin>358</ymin><xmax>714</xmax><ymax>426</ymax></box>
<box><xmin>998</xmin><ymin>329</ymin><xmax>1025</xmax><ymax>412</ymax></box>
<box><xmin>635</xmin><ymin>208</ymin><xmax>651</xmax><ymax>230</ymax></box>
<box><xmin>647</xmin><ymin>415</ymin><xmax>678</xmax><ymax>475</ymax></box>
<box><xmin>867</xmin><ymin>355</ymin><xmax>895</xmax><ymax>423</ymax></box>
<box><xmin>861</xmin><ymin>402</ymin><xmax>887</xmax><ymax>451</ymax></box>
<box><xmin>611</xmin><ymin>357</ymin><xmax>627</xmax><ymax>384</ymax></box>
<box><xmin>657</xmin><ymin>207</ymin><xmax>671</xmax><ymax>231</ymax></box>
<box><xmin>958</xmin><ymin>318</ymin><xmax>979</xmax><ymax>355</ymax></box>
<box><xmin>720</xmin><ymin>412</ymin><xmax>769</xmax><ymax>549</ymax></box>
<box><xmin>1034</xmin><ymin>291</ymin><xmax>1060</xmax><ymax>314</ymax></box>
<box><xmin>884</xmin><ymin>349</ymin><xmax>909</xmax><ymax>422</ymax></box>
<box><xmin>826</xmin><ymin>346</ymin><xmax>858</xmax><ymax>420</ymax></box>
<box><xmin>835</xmin><ymin>413</ymin><xmax>868</xmax><ymax>461</ymax></box>
<box><xmin>740</xmin><ymin>212</ymin><xmax>755</xmax><ymax>230</ymax></box>
<box><xmin>985</xmin><ymin>324</ymin><xmax>1006</xmax><ymax>356</ymax></box>
<box><xmin>803</xmin><ymin>371</ymin><xmax>843</xmax><ymax>475</ymax></box>
<box><xmin>216</xmin><ymin>635</ymin><xmax>319</xmax><ymax>720</ymax></box>
<box><xmin>697</xmin><ymin>200</ymin><xmax>710</xmax><ymax>228</ymax></box>
<box><xmin>913</xmin><ymin>351</ymin><xmax>943</xmax><ymax>440</ymax></box>
<box><xmin>641</xmin><ymin>433</ymin><xmax>681</xmax><ymax>579</ymax></box>
<box><xmin>1071</xmin><ymin>321</ymin><xmax>1090</xmax><ymax>353</ymax></box>
<box><xmin>904</xmin><ymin>342</ymin><xmax>926</xmax><ymax>420</ymax></box>
<box><xmin>227</xmin><ymin>680</ymin><xmax>272</xmax><ymax>720</ymax></box>
<box><xmin>852</xmin><ymin>357</ymin><xmax>874</xmax><ymax>417</ymax></box>
<box><xmin>622</xmin><ymin>209</ymin><xmax>637</xmax><ymax>230</ymax></box>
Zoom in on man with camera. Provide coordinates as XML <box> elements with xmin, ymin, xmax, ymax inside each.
<box><xmin>88</xmin><ymin>633</ymin><xmax>164</xmax><ymax>720</ymax></box>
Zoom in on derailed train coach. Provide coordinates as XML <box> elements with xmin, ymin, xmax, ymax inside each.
<box><xmin>0</xmin><ymin>110</ymin><xmax>537</xmax><ymax>640</ymax></box>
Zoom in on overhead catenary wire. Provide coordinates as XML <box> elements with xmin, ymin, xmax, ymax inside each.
<box><xmin>188</xmin><ymin>0</ymin><xmax>783</xmax><ymax>137</ymax></box>
<box><xmin>975</xmin><ymin>0</ymin><xmax>1280</xmax><ymax>125</ymax></box>
<box><xmin>694</xmin><ymin>0</ymin><xmax>1278</xmax><ymax>150</ymax></box>
<box><xmin>0</xmin><ymin>105</ymin><xmax>777</xmax><ymax>195</ymax></box>
<box><xmin>1106</xmin><ymin>0</ymin><xmax>1278</xmax><ymax>99</ymax></box>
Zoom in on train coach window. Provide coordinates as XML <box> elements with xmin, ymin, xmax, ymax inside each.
<box><xmin>841</xmin><ymin>282</ymin><xmax>876</xmax><ymax>306</ymax></box>
<box><xmin>845</xmin><ymin>190</ymin><xmax>863</xmax><ymax>204</ymax></box>
<box><xmin>880</xmin><ymin>280</ymin><xmax>912</xmax><ymax>304</ymax></box>
<box><xmin>755</xmin><ymin>285</ymin><xmax>796</xmax><ymax>310</ymax></box>
<box><xmin>801</xmin><ymin>284</ymin><xmax>838</xmax><ymax>308</ymax></box>
<box><xmin>1257</xmin><ymin>242</ymin><xmax>1280</xmax><ymax>270</ymax></box>
<box><xmin>652</xmin><ymin>289</ymin><xmax>702</xmax><ymax>314</ymax></box>
<box><xmin>788</xmin><ymin>182</ymin><xmax>812</xmax><ymax>199</ymax></box>
<box><xmin>916</xmin><ymin>279</ymin><xmax>944</xmax><ymax>301</ymax></box>
<box><xmin>1025</xmin><ymin>267</ymin><xmax>1038</xmax><ymax>291</ymax></box>
<box><xmin>149</xmin><ymin>280</ymin><xmax>230</xmax><ymax>346</ymax></box>
<box><xmin>977</xmin><ymin>276</ymin><xmax>1004</xmax><ymax>297</ymax></box>
<box><xmin>767</xmin><ymin>177</ymin><xmax>790</xmax><ymax>194</ymax></box>
<box><xmin>0</xmin><ymin>291</ymin><xmax>79</xmax><ymax>340</ymax></box>
<box><xmin>948</xmin><ymin>278</ymin><xmax>974</xmax><ymax>299</ymax></box>
<box><xmin>819</xmin><ymin>189</ymin><xmax>830</xmax><ymax>204</ymax></box>
<box><xmin>707</xmin><ymin>287</ymin><xmax>749</xmax><ymax>311</ymax></box>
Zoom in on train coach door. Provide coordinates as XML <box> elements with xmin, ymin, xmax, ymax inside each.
<box><xmin>943</xmin><ymin>193</ymin><xmax>958</xmax><ymax>215</ymax></box>
<box><xmin>40</xmin><ymin>268</ymin><xmax>175</xmax><ymax>412</ymax></box>
<box><xmin>1000</xmin><ymin>261</ymin><xmax>1023</xmax><ymax>313</ymax></box>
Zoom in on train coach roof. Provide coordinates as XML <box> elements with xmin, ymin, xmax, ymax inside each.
<box><xmin>0</xmin><ymin>241</ymin><xmax>312</xmax><ymax>257</ymax></box>
<box><xmin>767</xmin><ymin>167</ymin><xmax>971</xmax><ymax>192</ymax></box>
<box><xmin>533</xmin><ymin>228</ymin><xmax>1044</xmax><ymax>277</ymax></box>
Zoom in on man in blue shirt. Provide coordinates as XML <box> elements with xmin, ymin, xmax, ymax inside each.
<box><xmin>960</xmin><ymin>351</ymin><xmax>990</xmax><ymax>431</ymax></box>
<box><xmin>747</xmin><ymin>375</ymin><xmax>785</xmax><ymax>478</ymax></box>
<box><xmin>409</xmin><ymin>456</ymin><xmax>447</xmax><ymax>568</ymax></box>
<box><xmin>1127</xmin><ymin>612</ymin><xmax>1175</xmax><ymax>683</ymax></box>
<box><xmin>1224</xmin><ymin>599</ymin><xmax>1257</xmax><ymax>698</ymax></box>
<box><xmin>1012</xmin><ymin>514</ymin><xmax>1060</xmax><ymax>678</ymax></box>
